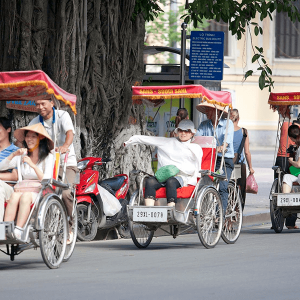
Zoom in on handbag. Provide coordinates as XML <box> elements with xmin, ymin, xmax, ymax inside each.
<box><xmin>289</xmin><ymin>165</ymin><xmax>300</xmax><ymax>176</ymax></box>
<box><xmin>233</xmin><ymin>128</ymin><xmax>247</xmax><ymax>164</ymax></box>
<box><xmin>14</xmin><ymin>180</ymin><xmax>42</xmax><ymax>193</ymax></box>
<box><xmin>155</xmin><ymin>165</ymin><xmax>180</xmax><ymax>183</ymax></box>
<box><xmin>245</xmin><ymin>174</ymin><xmax>258</xmax><ymax>194</ymax></box>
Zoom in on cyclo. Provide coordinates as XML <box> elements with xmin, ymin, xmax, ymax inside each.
<box><xmin>127</xmin><ymin>85</ymin><xmax>243</xmax><ymax>249</ymax></box>
<box><xmin>0</xmin><ymin>70</ymin><xmax>78</xmax><ymax>268</ymax></box>
<box><xmin>269</xmin><ymin>91</ymin><xmax>300</xmax><ymax>232</ymax></box>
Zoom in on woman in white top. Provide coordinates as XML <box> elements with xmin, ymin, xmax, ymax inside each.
<box><xmin>0</xmin><ymin>123</ymin><xmax>54</xmax><ymax>239</ymax></box>
<box><xmin>125</xmin><ymin>120</ymin><xmax>202</xmax><ymax>207</ymax></box>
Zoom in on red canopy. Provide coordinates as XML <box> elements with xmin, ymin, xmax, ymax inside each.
<box><xmin>132</xmin><ymin>85</ymin><xmax>232</xmax><ymax>109</ymax></box>
<box><xmin>0</xmin><ymin>70</ymin><xmax>77</xmax><ymax>114</ymax></box>
<box><xmin>268</xmin><ymin>92</ymin><xmax>300</xmax><ymax>106</ymax></box>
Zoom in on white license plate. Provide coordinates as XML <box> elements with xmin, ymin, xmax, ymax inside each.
<box><xmin>277</xmin><ymin>194</ymin><xmax>300</xmax><ymax>206</ymax></box>
<box><xmin>0</xmin><ymin>224</ymin><xmax>6</xmax><ymax>240</ymax></box>
<box><xmin>133</xmin><ymin>207</ymin><xmax>168</xmax><ymax>222</ymax></box>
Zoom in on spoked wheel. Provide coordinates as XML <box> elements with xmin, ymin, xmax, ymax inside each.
<box><xmin>222</xmin><ymin>182</ymin><xmax>243</xmax><ymax>244</ymax></box>
<box><xmin>196</xmin><ymin>187</ymin><xmax>223</xmax><ymax>249</ymax></box>
<box><xmin>63</xmin><ymin>207</ymin><xmax>78</xmax><ymax>262</ymax></box>
<box><xmin>129</xmin><ymin>191</ymin><xmax>154</xmax><ymax>248</ymax></box>
<box><xmin>77</xmin><ymin>203</ymin><xmax>98</xmax><ymax>241</ymax></box>
<box><xmin>39</xmin><ymin>197</ymin><xmax>67</xmax><ymax>269</ymax></box>
<box><xmin>270</xmin><ymin>179</ymin><xmax>284</xmax><ymax>233</ymax></box>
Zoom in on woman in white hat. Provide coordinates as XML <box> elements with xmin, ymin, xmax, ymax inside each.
<box><xmin>125</xmin><ymin>119</ymin><xmax>203</xmax><ymax>207</ymax></box>
<box><xmin>0</xmin><ymin>123</ymin><xmax>54</xmax><ymax>239</ymax></box>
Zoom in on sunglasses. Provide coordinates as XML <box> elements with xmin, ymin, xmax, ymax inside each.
<box><xmin>177</xmin><ymin>129</ymin><xmax>193</xmax><ymax>133</ymax></box>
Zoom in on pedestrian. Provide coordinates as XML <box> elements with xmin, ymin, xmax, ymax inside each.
<box><xmin>230</xmin><ymin>109</ymin><xmax>255</xmax><ymax>210</ymax></box>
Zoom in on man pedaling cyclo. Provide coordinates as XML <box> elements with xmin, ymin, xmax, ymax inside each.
<box><xmin>29</xmin><ymin>98</ymin><xmax>78</xmax><ymax>243</ymax></box>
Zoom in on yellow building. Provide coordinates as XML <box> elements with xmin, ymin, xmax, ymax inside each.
<box><xmin>145</xmin><ymin>3</ymin><xmax>300</xmax><ymax>146</ymax></box>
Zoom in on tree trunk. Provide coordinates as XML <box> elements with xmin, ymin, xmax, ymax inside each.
<box><xmin>0</xmin><ymin>0</ymin><xmax>152</xmax><ymax>188</ymax></box>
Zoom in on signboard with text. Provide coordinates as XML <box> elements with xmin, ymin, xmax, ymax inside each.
<box><xmin>6</xmin><ymin>100</ymin><xmax>38</xmax><ymax>113</ymax></box>
<box><xmin>189</xmin><ymin>31</ymin><xmax>224</xmax><ymax>81</ymax></box>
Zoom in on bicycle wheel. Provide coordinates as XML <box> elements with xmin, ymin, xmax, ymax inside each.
<box><xmin>77</xmin><ymin>203</ymin><xmax>98</xmax><ymax>241</ymax></box>
<box><xmin>221</xmin><ymin>182</ymin><xmax>243</xmax><ymax>244</ymax></box>
<box><xmin>270</xmin><ymin>179</ymin><xmax>284</xmax><ymax>233</ymax></box>
<box><xmin>39</xmin><ymin>197</ymin><xmax>67</xmax><ymax>269</ymax></box>
<box><xmin>129</xmin><ymin>191</ymin><xmax>154</xmax><ymax>248</ymax></box>
<box><xmin>63</xmin><ymin>207</ymin><xmax>78</xmax><ymax>262</ymax></box>
<box><xmin>196</xmin><ymin>187</ymin><xmax>223</xmax><ymax>249</ymax></box>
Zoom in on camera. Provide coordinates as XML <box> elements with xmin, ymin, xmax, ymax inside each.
<box><xmin>287</xmin><ymin>145</ymin><xmax>297</xmax><ymax>154</ymax></box>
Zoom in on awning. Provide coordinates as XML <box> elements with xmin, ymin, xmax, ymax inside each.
<box><xmin>268</xmin><ymin>92</ymin><xmax>300</xmax><ymax>106</ymax></box>
<box><xmin>0</xmin><ymin>70</ymin><xmax>77</xmax><ymax>114</ymax></box>
<box><xmin>132</xmin><ymin>84</ymin><xmax>232</xmax><ymax>108</ymax></box>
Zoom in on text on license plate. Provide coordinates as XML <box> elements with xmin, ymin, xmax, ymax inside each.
<box><xmin>133</xmin><ymin>208</ymin><xmax>168</xmax><ymax>222</ymax></box>
<box><xmin>277</xmin><ymin>195</ymin><xmax>300</xmax><ymax>206</ymax></box>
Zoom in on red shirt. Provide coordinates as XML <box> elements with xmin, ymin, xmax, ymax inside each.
<box><xmin>277</xmin><ymin>121</ymin><xmax>297</xmax><ymax>157</ymax></box>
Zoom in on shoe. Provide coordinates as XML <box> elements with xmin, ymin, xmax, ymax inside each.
<box><xmin>67</xmin><ymin>231</ymin><xmax>74</xmax><ymax>245</ymax></box>
<box><xmin>14</xmin><ymin>226</ymin><xmax>23</xmax><ymax>240</ymax></box>
<box><xmin>287</xmin><ymin>225</ymin><xmax>299</xmax><ymax>229</ymax></box>
<box><xmin>167</xmin><ymin>202</ymin><xmax>175</xmax><ymax>207</ymax></box>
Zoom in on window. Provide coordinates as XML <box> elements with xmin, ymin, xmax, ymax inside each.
<box><xmin>275</xmin><ymin>1</ymin><xmax>300</xmax><ymax>59</ymax></box>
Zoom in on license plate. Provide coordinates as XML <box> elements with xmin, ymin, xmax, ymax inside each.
<box><xmin>0</xmin><ymin>224</ymin><xmax>6</xmax><ymax>240</ymax></box>
<box><xmin>133</xmin><ymin>207</ymin><xmax>168</xmax><ymax>222</ymax></box>
<box><xmin>277</xmin><ymin>194</ymin><xmax>300</xmax><ymax>206</ymax></box>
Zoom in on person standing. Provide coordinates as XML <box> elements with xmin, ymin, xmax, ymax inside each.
<box><xmin>196</xmin><ymin>101</ymin><xmax>234</xmax><ymax>212</ymax></box>
<box><xmin>29</xmin><ymin>99</ymin><xmax>78</xmax><ymax>241</ymax></box>
<box><xmin>0</xmin><ymin>117</ymin><xmax>18</xmax><ymax>221</ymax></box>
<box><xmin>230</xmin><ymin>109</ymin><xmax>255</xmax><ymax>210</ymax></box>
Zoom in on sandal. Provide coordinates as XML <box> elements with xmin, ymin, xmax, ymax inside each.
<box><xmin>287</xmin><ymin>225</ymin><xmax>299</xmax><ymax>229</ymax></box>
<box><xmin>67</xmin><ymin>231</ymin><xmax>74</xmax><ymax>245</ymax></box>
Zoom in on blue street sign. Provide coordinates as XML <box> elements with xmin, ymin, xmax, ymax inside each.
<box><xmin>189</xmin><ymin>31</ymin><xmax>225</xmax><ymax>81</ymax></box>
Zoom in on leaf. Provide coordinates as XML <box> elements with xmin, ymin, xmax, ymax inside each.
<box><xmin>254</xmin><ymin>26</ymin><xmax>259</xmax><ymax>36</ymax></box>
<box><xmin>259</xmin><ymin>73</ymin><xmax>265</xmax><ymax>90</ymax></box>
<box><xmin>252</xmin><ymin>53</ymin><xmax>260</xmax><ymax>63</ymax></box>
<box><xmin>245</xmin><ymin>70</ymin><xmax>253</xmax><ymax>80</ymax></box>
<box><xmin>266</xmin><ymin>66</ymin><xmax>272</xmax><ymax>75</ymax></box>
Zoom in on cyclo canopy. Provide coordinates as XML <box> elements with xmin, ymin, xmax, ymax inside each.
<box><xmin>0</xmin><ymin>70</ymin><xmax>77</xmax><ymax>114</ymax></box>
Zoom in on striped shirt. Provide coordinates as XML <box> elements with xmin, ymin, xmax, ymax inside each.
<box><xmin>0</xmin><ymin>144</ymin><xmax>19</xmax><ymax>172</ymax></box>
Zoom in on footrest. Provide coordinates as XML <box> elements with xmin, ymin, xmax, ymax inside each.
<box><xmin>0</xmin><ymin>221</ymin><xmax>14</xmax><ymax>241</ymax></box>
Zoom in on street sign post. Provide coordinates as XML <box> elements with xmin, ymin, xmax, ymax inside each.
<box><xmin>189</xmin><ymin>31</ymin><xmax>225</xmax><ymax>81</ymax></box>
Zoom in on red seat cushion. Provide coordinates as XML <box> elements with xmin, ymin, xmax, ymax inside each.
<box><xmin>155</xmin><ymin>185</ymin><xmax>196</xmax><ymax>199</ymax></box>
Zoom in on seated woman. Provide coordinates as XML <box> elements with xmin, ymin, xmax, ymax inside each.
<box><xmin>0</xmin><ymin>123</ymin><xmax>54</xmax><ymax>239</ymax></box>
<box><xmin>125</xmin><ymin>120</ymin><xmax>202</xmax><ymax>207</ymax></box>
<box><xmin>282</xmin><ymin>125</ymin><xmax>300</xmax><ymax>196</ymax></box>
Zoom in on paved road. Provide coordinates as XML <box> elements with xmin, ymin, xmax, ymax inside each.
<box><xmin>0</xmin><ymin>224</ymin><xmax>299</xmax><ymax>300</ymax></box>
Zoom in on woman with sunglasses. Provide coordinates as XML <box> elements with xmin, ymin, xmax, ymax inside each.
<box><xmin>125</xmin><ymin>119</ymin><xmax>202</xmax><ymax>207</ymax></box>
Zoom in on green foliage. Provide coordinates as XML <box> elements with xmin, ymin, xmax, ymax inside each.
<box><xmin>135</xmin><ymin>0</ymin><xmax>300</xmax><ymax>91</ymax></box>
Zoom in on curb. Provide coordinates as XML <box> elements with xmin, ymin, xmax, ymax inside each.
<box><xmin>243</xmin><ymin>212</ymin><xmax>270</xmax><ymax>226</ymax></box>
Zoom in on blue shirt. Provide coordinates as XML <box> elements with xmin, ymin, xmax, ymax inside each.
<box><xmin>233</xmin><ymin>128</ymin><xmax>245</xmax><ymax>163</ymax></box>
<box><xmin>0</xmin><ymin>144</ymin><xmax>19</xmax><ymax>172</ymax></box>
<box><xmin>196</xmin><ymin>118</ymin><xmax>234</xmax><ymax>158</ymax></box>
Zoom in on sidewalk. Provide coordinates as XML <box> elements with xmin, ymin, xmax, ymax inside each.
<box><xmin>242</xmin><ymin>148</ymin><xmax>273</xmax><ymax>226</ymax></box>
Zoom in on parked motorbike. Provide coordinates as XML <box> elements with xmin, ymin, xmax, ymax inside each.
<box><xmin>76</xmin><ymin>157</ymin><xmax>130</xmax><ymax>241</ymax></box>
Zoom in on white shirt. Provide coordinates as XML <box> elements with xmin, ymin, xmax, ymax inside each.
<box><xmin>125</xmin><ymin>136</ymin><xmax>203</xmax><ymax>186</ymax></box>
<box><xmin>0</xmin><ymin>153</ymin><xmax>54</xmax><ymax>181</ymax></box>
<box><xmin>29</xmin><ymin>110</ymin><xmax>77</xmax><ymax>167</ymax></box>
